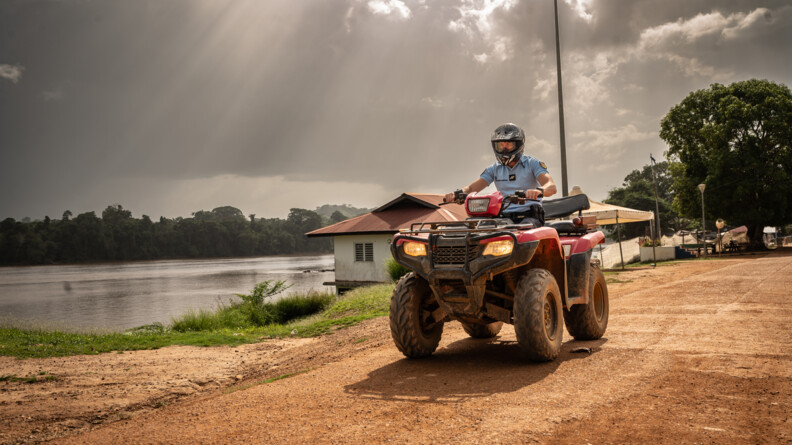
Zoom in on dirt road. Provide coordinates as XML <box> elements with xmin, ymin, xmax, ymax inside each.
<box><xmin>2</xmin><ymin>251</ymin><xmax>791</xmax><ymax>444</ymax></box>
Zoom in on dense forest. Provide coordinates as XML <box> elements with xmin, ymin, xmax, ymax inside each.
<box><xmin>0</xmin><ymin>204</ymin><xmax>369</xmax><ymax>265</ymax></box>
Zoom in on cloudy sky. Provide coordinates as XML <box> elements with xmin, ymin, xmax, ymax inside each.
<box><xmin>2</xmin><ymin>0</ymin><xmax>791</xmax><ymax>220</ymax></box>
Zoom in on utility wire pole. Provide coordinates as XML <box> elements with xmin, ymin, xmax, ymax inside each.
<box><xmin>649</xmin><ymin>154</ymin><xmax>661</xmax><ymax>267</ymax></box>
<box><xmin>649</xmin><ymin>154</ymin><xmax>662</xmax><ymax>241</ymax></box>
<box><xmin>554</xmin><ymin>0</ymin><xmax>569</xmax><ymax>197</ymax></box>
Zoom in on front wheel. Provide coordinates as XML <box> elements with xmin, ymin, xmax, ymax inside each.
<box><xmin>513</xmin><ymin>269</ymin><xmax>563</xmax><ymax>361</ymax></box>
<box><xmin>563</xmin><ymin>265</ymin><xmax>609</xmax><ymax>340</ymax></box>
<box><xmin>389</xmin><ymin>273</ymin><xmax>444</xmax><ymax>358</ymax></box>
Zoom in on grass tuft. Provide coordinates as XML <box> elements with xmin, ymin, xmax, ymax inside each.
<box><xmin>170</xmin><ymin>281</ymin><xmax>336</xmax><ymax>332</ymax></box>
<box><xmin>384</xmin><ymin>258</ymin><xmax>411</xmax><ymax>282</ymax></box>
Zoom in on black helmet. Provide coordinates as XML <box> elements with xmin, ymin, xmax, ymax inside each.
<box><xmin>491</xmin><ymin>123</ymin><xmax>525</xmax><ymax>165</ymax></box>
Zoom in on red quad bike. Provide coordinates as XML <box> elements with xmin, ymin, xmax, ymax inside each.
<box><xmin>389</xmin><ymin>190</ymin><xmax>609</xmax><ymax>361</ymax></box>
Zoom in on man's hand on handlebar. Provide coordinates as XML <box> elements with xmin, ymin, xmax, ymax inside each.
<box><xmin>442</xmin><ymin>189</ymin><xmax>466</xmax><ymax>205</ymax></box>
<box><xmin>522</xmin><ymin>188</ymin><xmax>544</xmax><ymax>200</ymax></box>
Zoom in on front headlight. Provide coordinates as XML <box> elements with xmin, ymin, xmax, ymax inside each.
<box><xmin>481</xmin><ymin>240</ymin><xmax>513</xmax><ymax>256</ymax></box>
<box><xmin>467</xmin><ymin>198</ymin><xmax>490</xmax><ymax>213</ymax></box>
<box><xmin>403</xmin><ymin>241</ymin><xmax>427</xmax><ymax>256</ymax></box>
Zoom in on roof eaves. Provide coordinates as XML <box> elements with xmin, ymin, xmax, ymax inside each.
<box><xmin>306</xmin><ymin>230</ymin><xmax>397</xmax><ymax>238</ymax></box>
<box><xmin>373</xmin><ymin>193</ymin><xmax>439</xmax><ymax>213</ymax></box>
<box><xmin>305</xmin><ymin>212</ymin><xmax>371</xmax><ymax>237</ymax></box>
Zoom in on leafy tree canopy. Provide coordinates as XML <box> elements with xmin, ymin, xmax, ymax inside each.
<box><xmin>329</xmin><ymin>210</ymin><xmax>347</xmax><ymax>224</ymax></box>
<box><xmin>603</xmin><ymin>160</ymin><xmax>684</xmax><ymax>240</ymax></box>
<box><xmin>313</xmin><ymin>204</ymin><xmax>370</xmax><ymax>220</ymax></box>
<box><xmin>660</xmin><ymin>79</ymin><xmax>792</xmax><ymax>244</ymax></box>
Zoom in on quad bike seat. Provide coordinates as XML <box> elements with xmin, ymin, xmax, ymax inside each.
<box><xmin>543</xmin><ymin>193</ymin><xmax>590</xmax><ymax>219</ymax></box>
<box><xmin>545</xmin><ymin>220</ymin><xmax>587</xmax><ymax>235</ymax></box>
<box><xmin>543</xmin><ymin>194</ymin><xmax>591</xmax><ymax>235</ymax></box>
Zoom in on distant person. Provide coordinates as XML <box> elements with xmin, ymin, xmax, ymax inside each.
<box><xmin>444</xmin><ymin>123</ymin><xmax>557</xmax><ymax>227</ymax></box>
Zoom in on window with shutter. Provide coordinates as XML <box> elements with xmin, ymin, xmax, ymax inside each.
<box><xmin>354</xmin><ymin>242</ymin><xmax>374</xmax><ymax>262</ymax></box>
<box><xmin>364</xmin><ymin>243</ymin><xmax>373</xmax><ymax>262</ymax></box>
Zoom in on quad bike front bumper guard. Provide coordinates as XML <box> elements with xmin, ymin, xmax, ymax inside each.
<box><xmin>392</xmin><ymin>231</ymin><xmax>539</xmax><ymax>322</ymax></box>
<box><xmin>391</xmin><ymin>230</ymin><xmax>540</xmax><ymax>287</ymax></box>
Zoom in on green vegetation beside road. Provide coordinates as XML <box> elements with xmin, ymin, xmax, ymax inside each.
<box><xmin>384</xmin><ymin>258</ymin><xmax>411</xmax><ymax>282</ymax></box>
<box><xmin>0</xmin><ymin>282</ymin><xmax>395</xmax><ymax>359</ymax></box>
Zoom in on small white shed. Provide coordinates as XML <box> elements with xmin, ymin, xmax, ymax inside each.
<box><xmin>306</xmin><ymin>193</ymin><xmax>468</xmax><ymax>291</ymax></box>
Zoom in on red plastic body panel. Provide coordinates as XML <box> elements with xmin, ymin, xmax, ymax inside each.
<box><xmin>465</xmin><ymin>192</ymin><xmax>504</xmax><ymax>217</ymax></box>
<box><xmin>559</xmin><ymin>231</ymin><xmax>605</xmax><ymax>256</ymax></box>
<box><xmin>513</xmin><ymin>226</ymin><xmax>559</xmax><ymax>244</ymax></box>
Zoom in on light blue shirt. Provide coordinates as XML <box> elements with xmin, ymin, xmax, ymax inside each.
<box><xmin>480</xmin><ymin>155</ymin><xmax>549</xmax><ymax>213</ymax></box>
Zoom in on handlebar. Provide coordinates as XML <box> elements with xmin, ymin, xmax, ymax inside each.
<box><xmin>510</xmin><ymin>188</ymin><xmax>544</xmax><ymax>202</ymax></box>
<box><xmin>438</xmin><ymin>189</ymin><xmax>467</xmax><ymax>206</ymax></box>
<box><xmin>438</xmin><ymin>188</ymin><xmax>544</xmax><ymax>207</ymax></box>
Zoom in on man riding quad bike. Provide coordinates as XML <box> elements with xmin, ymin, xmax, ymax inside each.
<box><xmin>388</xmin><ymin>190</ymin><xmax>609</xmax><ymax>362</ymax></box>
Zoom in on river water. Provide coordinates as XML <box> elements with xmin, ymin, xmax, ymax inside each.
<box><xmin>0</xmin><ymin>254</ymin><xmax>335</xmax><ymax>331</ymax></box>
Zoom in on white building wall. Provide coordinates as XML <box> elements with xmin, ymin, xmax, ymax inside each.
<box><xmin>333</xmin><ymin>234</ymin><xmax>394</xmax><ymax>283</ymax></box>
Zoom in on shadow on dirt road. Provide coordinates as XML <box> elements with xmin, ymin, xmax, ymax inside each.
<box><xmin>345</xmin><ymin>336</ymin><xmax>607</xmax><ymax>403</ymax></box>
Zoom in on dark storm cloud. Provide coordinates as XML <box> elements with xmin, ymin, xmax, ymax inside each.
<box><xmin>2</xmin><ymin>0</ymin><xmax>792</xmax><ymax>219</ymax></box>
<box><xmin>3</xmin><ymin>0</ymin><xmax>486</xmax><ymax>186</ymax></box>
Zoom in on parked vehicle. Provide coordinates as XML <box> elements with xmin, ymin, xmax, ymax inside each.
<box><xmin>389</xmin><ymin>190</ymin><xmax>608</xmax><ymax>361</ymax></box>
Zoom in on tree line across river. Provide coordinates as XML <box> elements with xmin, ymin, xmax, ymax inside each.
<box><xmin>0</xmin><ymin>205</ymin><xmax>367</xmax><ymax>266</ymax></box>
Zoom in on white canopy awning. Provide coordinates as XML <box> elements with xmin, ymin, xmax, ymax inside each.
<box><xmin>570</xmin><ymin>186</ymin><xmax>654</xmax><ymax>225</ymax></box>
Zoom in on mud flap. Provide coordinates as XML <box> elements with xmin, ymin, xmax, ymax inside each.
<box><xmin>565</xmin><ymin>249</ymin><xmax>592</xmax><ymax>307</ymax></box>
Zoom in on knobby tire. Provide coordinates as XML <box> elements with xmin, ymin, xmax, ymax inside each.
<box><xmin>389</xmin><ymin>273</ymin><xmax>443</xmax><ymax>358</ymax></box>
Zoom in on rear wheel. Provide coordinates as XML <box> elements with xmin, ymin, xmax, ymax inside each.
<box><xmin>513</xmin><ymin>269</ymin><xmax>563</xmax><ymax>361</ymax></box>
<box><xmin>461</xmin><ymin>321</ymin><xmax>503</xmax><ymax>338</ymax></box>
<box><xmin>389</xmin><ymin>273</ymin><xmax>444</xmax><ymax>358</ymax></box>
<box><xmin>563</xmin><ymin>265</ymin><xmax>609</xmax><ymax>340</ymax></box>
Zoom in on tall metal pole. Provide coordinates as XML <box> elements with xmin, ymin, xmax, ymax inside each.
<box><xmin>616</xmin><ymin>215</ymin><xmax>625</xmax><ymax>270</ymax></box>
<box><xmin>650</xmin><ymin>218</ymin><xmax>657</xmax><ymax>267</ymax></box>
<box><xmin>650</xmin><ymin>154</ymin><xmax>662</xmax><ymax>241</ymax></box>
<box><xmin>554</xmin><ymin>0</ymin><xmax>569</xmax><ymax>197</ymax></box>
<box><xmin>699</xmin><ymin>184</ymin><xmax>707</xmax><ymax>259</ymax></box>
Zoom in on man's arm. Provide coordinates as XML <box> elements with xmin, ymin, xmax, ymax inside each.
<box><xmin>537</xmin><ymin>173</ymin><xmax>557</xmax><ymax>198</ymax></box>
<box><xmin>444</xmin><ymin>178</ymin><xmax>488</xmax><ymax>202</ymax></box>
<box><xmin>523</xmin><ymin>173</ymin><xmax>557</xmax><ymax>200</ymax></box>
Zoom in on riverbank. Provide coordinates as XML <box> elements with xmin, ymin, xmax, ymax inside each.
<box><xmin>0</xmin><ymin>283</ymin><xmax>392</xmax><ymax>359</ymax></box>
<box><xmin>0</xmin><ymin>254</ymin><xmax>335</xmax><ymax>330</ymax></box>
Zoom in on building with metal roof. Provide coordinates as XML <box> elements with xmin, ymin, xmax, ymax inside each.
<box><xmin>306</xmin><ymin>193</ymin><xmax>467</xmax><ymax>290</ymax></box>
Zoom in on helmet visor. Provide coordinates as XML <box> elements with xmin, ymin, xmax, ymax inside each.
<box><xmin>494</xmin><ymin>141</ymin><xmax>517</xmax><ymax>154</ymax></box>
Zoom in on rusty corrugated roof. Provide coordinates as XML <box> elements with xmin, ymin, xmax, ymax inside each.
<box><xmin>306</xmin><ymin>193</ymin><xmax>468</xmax><ymax>237</ymax></box>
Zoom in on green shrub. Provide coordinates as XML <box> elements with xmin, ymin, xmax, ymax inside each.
<box><xmin>236</xmin><ymin>280</ymin><xmax>291</xmax><ymax>308</ymax></box>
<box><xmin>272</xmin><ymin>292</ymin><xmax>335</xmax><ymax>323</ymax></box>
<box><xmin>235</xmin><ymin>280</ymin><xmax>291</xmax><ymax>326</ymax></box>
<box><xmin>170</xmin><ymin>281</ymin><xmax>336</xmax><ymax>332</ymax></box>
<box><xmin>171</xmin><ymin>307</ymin><xmax>227</xmax><ymax>332</ymax></box>
<box><xmin>322</xmin><ymin>283</ymin><xmax>393</xmax><ymax>318</ymax></box>
<box><xmin>385</xmin><ymin>257</ymin><xmax>411</xmax><ymax>282</ymax></box>
<box><xmin>641</xmin><ymin>238</ymin><xmax>660</xmax><ymax>247</ymax></box>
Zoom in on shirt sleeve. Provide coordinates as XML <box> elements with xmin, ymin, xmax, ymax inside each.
<box><xmin>480</xmin><ymin>165</ymin><xmax>495</xmax><ymax>184</ymax></box>
<box><xmin>531</xmin><ymin>159</ymin><xmax>549</xmax><ymax>177</ymax></box>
